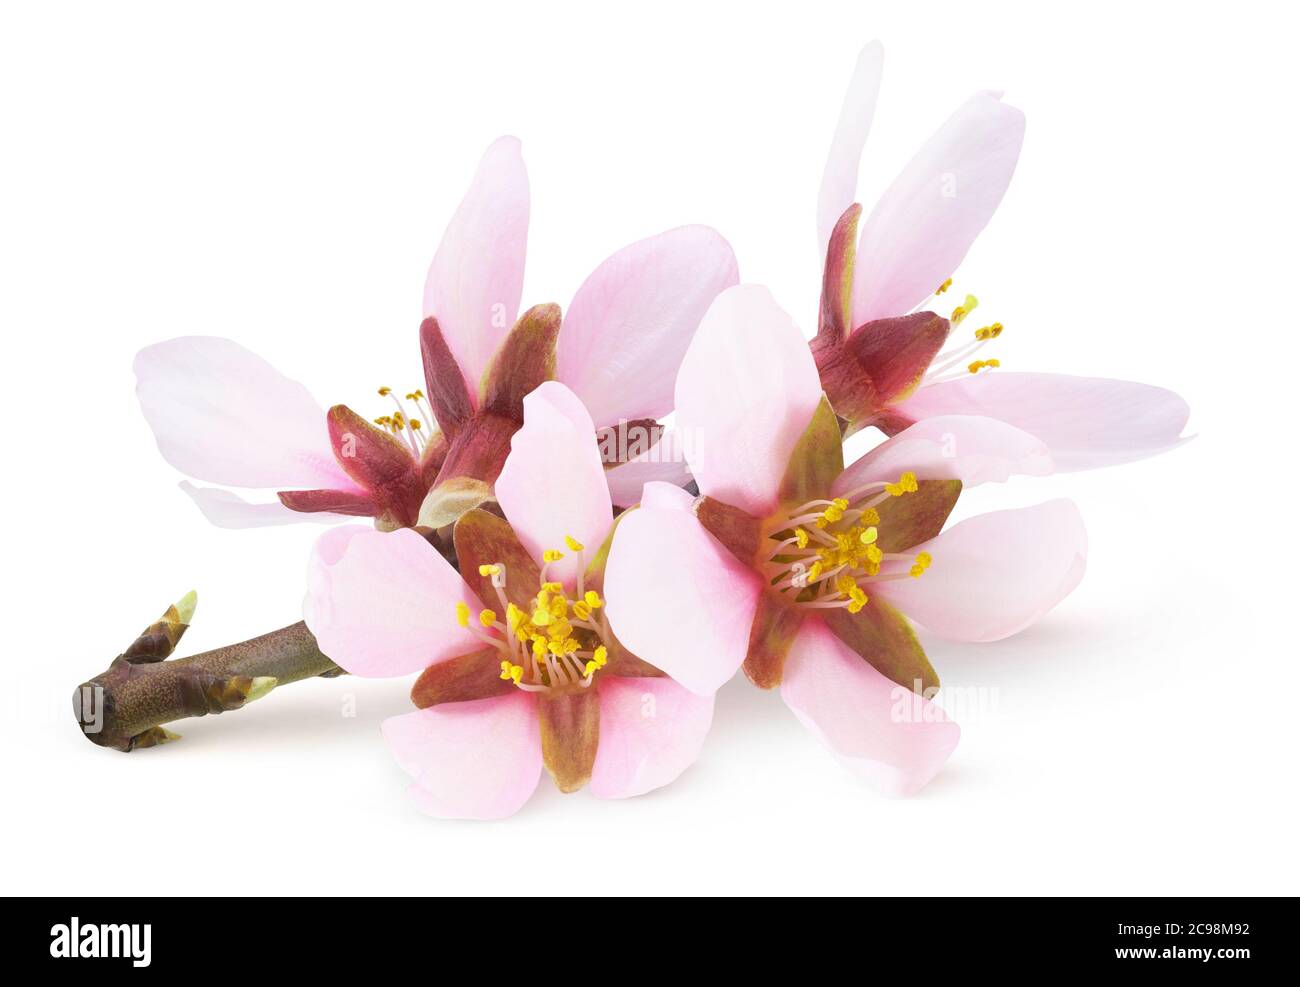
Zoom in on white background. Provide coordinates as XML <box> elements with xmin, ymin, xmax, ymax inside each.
<box><xmin>3</xmin><ymin>1</ymin><xmax>1297</xmax><ymax>895</ymax></box>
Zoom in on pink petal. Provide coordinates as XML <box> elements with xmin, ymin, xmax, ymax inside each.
<box><xmin>605</xmin><ymin>499</ymin><xmax>761</xmax><ymax>696</ymax></box>
<box><xmin>558</xmin><ymin>226</ymin><xmax>739</xmax><ymax>428</ymax></box>
<box><xmin>604</xmin><ymin>427</ymin><xmax>694</xmax><ymax>508</ymax></box>
<box><xmin>852</xmin><ymin>93</ymin><xmax>1025</xmax><ymax>326</ymax></box>
<box><xmin>833</xmin><ymin>414</ymin><xmax>1053</xmax><ymax>495</ymax></box>
<box><xmin>639</xmin><ymin>478</ymin><xmax>696</xmax><ymax>511</ymax></box>
<box><xmin>590</xmin><ymin>676</ymin><xmax>715</xmax><ymax>799</ymax></box>
<box><xmin>817</xmin><ymin>41</ymin><xmax>884</xmax><ymax>259</ymax></box>
<box><xmin>383</xmin><ymin>693</ymin><xmax>542</xmax><ymax>820</ymax></box>
<box><xmin>178</xmin><ymin>481</ymin><xmax>351</xmax><ymax>528</ymax></box>
<box><xmin>421</xmin><ymin>136</ymin><xmax>529</xmax><ymax>403</ymax></box>
<box><xmin>875</xmin><ymin>499</ymin><xmax>1087</xmax><ymax>642</ymax></box>
<box><xmin>675</xmin><ymin>285</ymin><xmax>823</xmax><ymax>517</ymax></box>
<box><xmin>134</xmin><ymin>336</ymin><xmax>352</xmax><ymax>490</ymax></box>
<box><xmin>781</xmin><ymin>618</ymin><xmax>959</xmax><ymax>796</ymax></box>
<box><xmin>894</xmin><ymin>372</ymin><xmax>1192</xmax><ymax>471</ymax></box>
<box><xmin>303</xmin><ymin>526</ymin><xmax>484</xmax><ymax>677</ymax></box>
<box><xmin>495</xmin><ymin>382</ymin><xmax>612</xmax><ymax>589</ymax></box>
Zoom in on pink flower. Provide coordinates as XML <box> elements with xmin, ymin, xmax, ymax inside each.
<box><xmin>604</xmin><ymin>285</ymin><xmax>1088</xmax><ymax>795</ymax></box>
<box><xmin>135</xmin><ymin>136</ymin><xmax>737</xmax><ymax>529</ymax></box>
<box><xmin>303</xmin><ymin>382</ymin><xmax>713</xmax><ymax>819</ymax></box>
<box><xmin>811</xmin><ymin>43</ymin><xmax>1190</xmax><ymax>469</ymax></box>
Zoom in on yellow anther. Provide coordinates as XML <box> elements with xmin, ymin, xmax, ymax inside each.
<box><xmin>531</xmin><ymin>635</ymin><xmax>547</xmax><ymax>658</ymax></box>
<box><xmin>392</xmin><ymin>411</ymin><xmax>406</xmax><ymax>427</ymax></box>
<box><xmin>592</xmin><ymin>645</ymin><xmax>608</xmax><ymax>668</ymax></box>
<box><xmin>542</xmin><ymin>581</ymin><xmax>563</xmax><ymax>593</ymax></box>
<box><xmin>378</xmin><ymin>386</ymin><xmax>392</xmax><ymax>396</ymax></box>
<box><xmin>859</xmin><ymin>526</ymin><xmax>878</xmax><ymax>545</ymax></box>
<box><xmin>573</xmin><ymin>601</ymin><xmax>592</xmax><ymax>620</ymax></box>
<box><xmin>542</xmin><ymin>549</ymin><xmax>565</xmax><ymax>563</ymax></box>
<box><xmin>499</xmin><ymin>660</ymin><xmax>524</xmax><ymax>684</ymax></box>
<box><xmin>478</xmin><ymin>563</ymin><xmax>500</xmax><ymax>577</ymax></box>
<box><xmin>410</xmin><ymin>419</ymin><xmax>422</xmax><ymax>431</ymax></box>
<box><xmin>950</xmin><ymin>294</ymin><xmax>979</xmax><ymax>325</ymax></box>
<box><xmin>935</xmin><ymin>278</ymin><xmax>953</xmax><ymax>295</ymax></box>
<box><xmin>549</xmin><ymin>595</ymin><xmax>568</xmax><ymax>619</ymax></box>
<box><xmin>584</xmin><ymin>660</ymin><xmax>599</xmax><ymax>678</ymax></box>
<box><xmin>859</xmin><ymin>507</ymin><xmax>880</xmax><ymax>525</ymax></box>
<box><xmin>584</xmin><ymin>591</ymin><xmax>603</xmax><ymax>610</ymax></box>
<box><xmin>564</xmin><ymin>535</ymin><xmax>585</xmax><ymax>552</ymax></box>
<box><xmin>808</xmin><ymin>560</ymin><xmax>824</xmax><ymax>582</ymax></box>
<box><xmin>847</xmin><ymin>586</ymin><xmax>868</xmax><ymax>614</ymax></box>
<box><xmin>866</xmin><ymin>544</ymin><xmax>883</xmax><ymax>565</ymax></box>
<box><xmin>885</xmin><ymin>472</ymin><xmax>917</xmax><ymax>496</ymax></box>
<box><xmin>968</xmin><ymin>359</ymin><xmax>1001</xmax><ymax>374</ymax></box>
<box><xmin>987</xmin><ymin>359</ymin><xmax>1000</xmax><ymax>368</ymax></box>
<box><xmin>506</xmin><ymin>603</ymin><xmax>524</xmax><ymax>630</ymax></box>
<box><xmin>499</xmin><ymin>659</ymin><xmax>513</xmax><ymax>680</ymax></box>
<box><xmin>974</xmin><ymin>322</ymin><xmax>1004</xmax><ymax>341</ymax></box>
<box><xmin>479</xmin><ymin>609</ymin><xmax>497</xmax><ymax>628</ymax></box>
<box><xmin>834</xmin><ymin>574</ymin><xmax>858</xmax><ymax>597</ymax></box>
<box><xmin>909</xmin><ymin>551</ymin><xmax>933</xmax><ymax>578</ymax></box>
<box><xmin>455</xmin><ymin>602</ymin><xmax>470</xmax><ymax>628</ymax></box>
<box><xmin>816</xmin><ymin>498</ymin><xmax>850</xmax><ymax>528</ymax></box>
<box><xmin>794</xmin><ymin>527</ymin><xmax>810</xmax><ymax>549</ymax></box>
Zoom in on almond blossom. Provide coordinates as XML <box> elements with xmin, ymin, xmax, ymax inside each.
<box><xmin>604</xmin><ymin>285</ymin><xmax>1087</xmax><ymax>795</ymax></box>
<box><xmin>303</xmin><ymin>382</ymin><xmax>712</xmax><ymax>819</ymax></box>
<box><xmin>811</xmin><ymin>42</ymin><xmax>1190</xmax><ymax>469</ymax></box>
<box><xmin>134</xmin><ymin>136</ymin><xmax>736</xmax><ymax>529</ymax></box>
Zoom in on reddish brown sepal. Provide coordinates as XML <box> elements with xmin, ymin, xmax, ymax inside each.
<box><xmin>694</xmin><ymin>496</ymin><xmax>763</xmax><ymax>568</ymax></box>
<box><xmin>822</xmin><ymin>598</ymin><xmax>938</xmax><ymax>695</ymax></box>
<box><xmin>277</xmin><ymin>488</ymin><xmax>378</xmax><ymax>516</ymax></box>
<box><xmin>778</xmin><ymin>396</ymin><xmax>844</xmax><ymax>507</ymax></box>
<box><xmin>410</xmin><ymin>648</ymin><xmax>513</xmax><ymax>709</ymax></box>
<box><xmin>818</xmin><ymin>203</ymin><xmax>861</xmax><ymax>342</ymax></box>
<box><xmin>481</xmin><ymin>303</ymin><xmax>561</xmax><ymax>421</ymax></box>
<box><xmin>845</xmin><ymin>311</ymin><xmax>950</xmax><ymax>407</ymax></box>
<box><xmin>742</xmin><ymin>593</ymin><xmax>803</xmax><ymax>689</ymax></box>
<box><xmin>874</xmin><ymin>479</ymin><xmax>962</xmax><ymax>554</ymax></box>
<box><xmin>538</xmin><ymin>689</ymin><xmax>600</xmax><ymax>793</ymax></box>
<box><xmin>452</xmin><ymin>508</ymin><xmax>542</xmax><ymax>611</ymax></box>
<box><xmin>419</xmin><ymin>316</ymin><xmax>474</xmax><ymax>436</ymax></box>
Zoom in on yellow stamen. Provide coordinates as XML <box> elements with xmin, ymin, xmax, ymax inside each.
<box><xmin>794</xmin><ymin>527</ymin><xmax>810</xmax><ymax>549</ymax></box>
<box><xmin>884</xmin><ymin>471</ymin><xmax>918</xmax><ymax>497</ymax></box>
<box><xmin>479</xmin><ymin>609</ymin><xmax>497</xmax><ymax>628</ymax></box>
<box><xmin>378</xmin><ymin>386</ymin><xmax>392</xmax><ymax>396</ymax></box>
<box><xmin>935</xmin><ymin>278</ymin><xmax>953</xmax><ymax>295</ymax></box>
<box><xmin>455</xmin><ymin>602</ymin><xmax>470</xmax><ymax>628</ymax></box>
<box><xmin>478</xmin><ymin>563</ymin><xmax>501</xmax><ymax>577</ymax></box>
<box><xmin>564</xmin><ymin>535</ymin><xmax>585</xmax><ymax>552</ymax></box>
<box><xmin>909</xmin><ymin>551</ymin><xmax>933</xmax><ymax>578</ymax></box>
<box><xmin>584</xmin><ymin>591</ymin><xmax>603</xmax><ymax>610</ymax></box>
<box><xmin>542</xmin><ymin>549</ymin><xmax>564</xmax><ymax>563</ymax></box>
<box><xmin>950</xmin><ymin>294</ymin><xmax>979</xmax><ymax>325</ymax></box>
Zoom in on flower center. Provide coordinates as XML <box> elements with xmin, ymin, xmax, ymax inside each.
<box><xmin>454</xmin><ymin>536</ymin><xmax>610</xmax><ymax>693</ymax></box>
<box><xmin>761</xmin><ymin>471</ymin><xmax>933</xmax><ymax>613</ymax></box>
<box><xmin>372</xmin><ymin>386</ymin><xmax>436</xmax><ymax>455</ymax></box>
<box><xmin>918</xmin><ymin>280</ymin><xmax>1005</xmax><ymax>385</ymax></box>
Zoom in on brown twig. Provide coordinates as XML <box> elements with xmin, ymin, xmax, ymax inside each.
<box><xmin>72</xmin><ymin>592</ymin><xmax>341</xmax><ymax>752</ymax></box>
